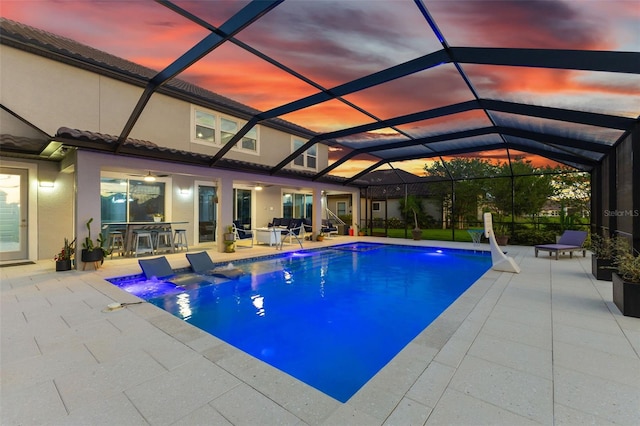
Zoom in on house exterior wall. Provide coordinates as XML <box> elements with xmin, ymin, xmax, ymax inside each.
<box><xmin>1</xmin><ymin>45</ymin><xmax>327</xmax><ymax>173</ymax></box>
<box><xmin>255</xmin><ymin>186</ymin><xmax>283</xmax><ymax>227</ymax></box>
<box><xmin>0</xmin><ymin>158</ymin><xmax>72</xmax><ymax>261</ymax></box>
<box><xmin>36</xmin><ymin>162</ymin><xmax>75</xmax><ymax>261</ymax></box>
<box><xmin>0</xmin><ymin>153</ymin><xmax>357</xmax><ymax>260</ymax></box>
<box><xmin>1</xmin><ymin>46</ymin><xmax>103</xmax><ymax>135</ymax></box>
<box><xmin>1</xmin><ymin>44</ymin><xmax>355</xmax><ymax>261</ymax></box>
<box><xmin>368</xmin><ymin>198</ymin><xmax>442</xmax><ymax>223</ymax></box>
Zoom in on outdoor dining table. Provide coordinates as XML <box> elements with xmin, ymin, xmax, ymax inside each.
<box><xmin>103</xmin><ymin>221</ymin><xmax>188</xmax><ymax>256</ymax></box>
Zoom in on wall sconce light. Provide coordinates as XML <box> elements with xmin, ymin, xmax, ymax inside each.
<box><xmin>39</xmin><ymin>181</ymin><xmax>54</xmax><ymax>188</ymax></box>
<box><xmin>254</xmin><ymin>185</ymin><xmax>263</xmax><ymax>191</ymax></box>
<box><xmin>179</xmin><ymin>188</ymin><xmax>190</xmax><ymax>195</ymax></box>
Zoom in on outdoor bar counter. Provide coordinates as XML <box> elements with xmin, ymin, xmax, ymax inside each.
<box><xmin>103</xmin><ymin>221</ymin><xmax>188</xmax><ymax>256</ymax></box>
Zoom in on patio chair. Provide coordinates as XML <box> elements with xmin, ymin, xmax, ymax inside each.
<box><xmin>321</xmin><ymin>220</ymin><xmax>339</xmax><ymax>238</ymax></box>
<box><xmin>535</xmin><ymin>230</ymin><xmax>588</xmax><ymax>260</ymax></box>
<box><xmin>279</xmin><ymin>218</ymin><xmax>304</xmax><ymax>249</ymax></box>
<box><xmin>185</xmin><ymin>251</ymin><xmax>244</xmax><ymax>279</ymax></box>
<box><xmin>232</xmin><ymin>221</ymin><xmax>254</xmax><ymax>248</ymax></box>
<box><xmin>303</xmin><ymin>218</ymin><xmax>313</xmax><ymax>236</ymax></box>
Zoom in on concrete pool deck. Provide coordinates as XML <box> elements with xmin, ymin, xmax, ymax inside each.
<box><xmin>1</xmin><ymin>237</ymin><xmax>639</xmax><ymax>425</ymax></box>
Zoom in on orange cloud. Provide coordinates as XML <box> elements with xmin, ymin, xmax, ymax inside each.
<box><xmin>467</xmin><ymin>65</ymin><xmax>639</xmax><ymax>98</ymax></box>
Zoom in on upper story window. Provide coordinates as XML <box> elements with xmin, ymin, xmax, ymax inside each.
<box><xmin>220</xmin><ymin>117</ymin><xmax>237</xmax><ymax>145</ymax></box>
<box><xmin>195</xmin><ymin>110</ymin><xmax>215</xmax><ymax>143</ymax></box>
<box><xmin>242</xmin><ymin>127</ymin><xmax>258</xmax><ymax>151</ymax></box>
<box><xmin>292</xmin><ymin>138</ymin><xmax>316</xmax><ymax>170</ymax></box>
<box><xmin>222</xmin><ymin>117</ymin><xmax>259</xmax><ymax>153</ymax></box>
<box><xmin>193</xmin><ymin>106</ymin><xmax>259</xmax><ymax>154</ymax></box>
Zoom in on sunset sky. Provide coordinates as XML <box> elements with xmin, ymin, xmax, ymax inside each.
<box><xmin>2</xmin><ymin>0</ymin><xmax>639</xmax><ymax>177</ymax></box>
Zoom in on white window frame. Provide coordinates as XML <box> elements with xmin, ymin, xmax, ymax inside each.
<box><xmin>220</xmin><ymin>116</ymin><xmax>238</xmax><ymax>147</ymax></box>
<box><xmin>191</xmin><ymin>106</ymin><xmax>259</xmax><ymax>155</ymax></box>
<box><xmin>239</xmin><ymin>125</ymin><xmax>259</xmax><ymax>154</ymax></box>
<box><xmin>291</xmin><ymin>137</ymin><xmax>317</xmax><ymax>171</ymax></box>
<box><xmin>221</xmin><ymin>115</ymin><xmax>260</xmax><ymax>155</ymax></box>
<box><xmin>192</xmin><ymin>106</ymin><xmax>217</xmax><ymax>145</ymax></box>
<box><xmin>337</xmin><ymin>201</ymin><xmax>347</xmax><ymax>216</ymax></box>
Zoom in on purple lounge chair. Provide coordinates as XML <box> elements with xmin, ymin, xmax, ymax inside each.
<box><xmin>535</xmin><ymin>230</ymin><xmax>588</xmax><ymax>260</ymax></box>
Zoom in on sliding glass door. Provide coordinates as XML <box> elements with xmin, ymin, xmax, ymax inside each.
<box><xmin>282</xmin><ymin>191</ymin><xmax>312</xmax><ymax>219</ymax></box>
<box><xmin>101</xmin><ymin>178</ymin><xmax>166</xmax><ymax>223</ymax></box>
<box><xmin>234</xmin><ymin>188</ymin><xmax>252</xmax><ymax>226</ymax></box>
<box><xmin>198</xmin><ymin>185</ymin><xmax>217</xmax><ymax>242</ymax></box>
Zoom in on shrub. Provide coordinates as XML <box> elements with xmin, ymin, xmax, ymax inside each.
<box><xmin>387</xmin><ymin>217</ymin><xmax>404</xmax><ymax>229</ymax></box>
<box><xmin>512</xmin><ymin>229</ymin><xmax>557</xmax><ymax>246</ymax></box>
<box><xmin>612</xmin><ymin>238</ymin><xmax>640</xmax><ymax>283</ymax></box>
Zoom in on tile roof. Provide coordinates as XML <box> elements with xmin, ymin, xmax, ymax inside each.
<box><xmin>0</xmin><ymin>18</ymin><xmax>317</xmax><ymax>138</ymax></box>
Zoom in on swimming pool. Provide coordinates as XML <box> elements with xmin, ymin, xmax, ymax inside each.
<box><xmin>109</xmin><ymin>243</ymin><xmax>491</xmax><ymax>402</ymax></box>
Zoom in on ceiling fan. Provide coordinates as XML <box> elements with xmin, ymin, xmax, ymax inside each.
<box><xmin>128</xmin><ymin>171</ymin><xmax>170</xmax><ymax>182</ymax></box>
<box><xmin>251</xmin><ymin>182</ymin><xmax>273</xmax><ymax>191</ymax></box>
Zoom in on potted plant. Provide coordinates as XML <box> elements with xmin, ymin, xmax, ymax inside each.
<box><xmin>81</xmin><ymin>218</ymin><xmax>109</xmax><ymax>267</ymax></box>
<box><xmin>223</xmin><ymin>225</ymin><xmax>236</xmax><ymax>253</ymax></box>
<box><xmin>411</xmin><ymin>208</ymin><xmax>421</xmax><ymax>240</ymax></box>
<box><xmin>589</xmin><ymin>234</ymin><xmax>616</xmax><ymax>281</ymax></box>
<box><xmin>353</xmin><ymin>224</ymin><xmax>366</xmax><ymax>236</ymax></box>
<box><xmin>494</xmin><ymin>224</ymin><xmax>510</xmax><ymax>246</ymax></box>
<box><xmin>316</xmin><ymin>232</ymin><xmax>325</xmax><ymax>242</ymax></box>
<box><xmin>152</xmin><ymin>213</ymin><xmax>163</xmax><ymax>222</ymax></box>
<box><xmin>611</xmin><ymin>239</ymin><xmax>640</xmax><ymax>318</ymax></box>
<box><xmin>54</xmin><ymin>237</ymin><xmax>75</xmax><ymax>271</ymax></box>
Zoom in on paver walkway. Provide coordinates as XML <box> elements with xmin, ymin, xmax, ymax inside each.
<box><xmin>1</xmin><ymin>238</ymin><xmax>639</xmax><ymax>425</ymax></box>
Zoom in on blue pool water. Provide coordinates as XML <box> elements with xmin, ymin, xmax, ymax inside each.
<box><xmin>109</xmin><ymin>243</ymin><xmax>491</xmax><ymax>402</ymax></box>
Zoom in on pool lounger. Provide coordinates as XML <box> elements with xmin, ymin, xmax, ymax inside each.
<box><xmin>534</xmin><ymin>230</ymin><xmax>587</xmax><ymax>260</ymax></box>
<box><xmin>138</xmin><ymin>256</ymin><xmax>208</xmax><ymax>286</ymax></box>
<box><xmin>186</xmin><ymin>251</ymin><xmax>244</xmax><ymax>280</ymax></box>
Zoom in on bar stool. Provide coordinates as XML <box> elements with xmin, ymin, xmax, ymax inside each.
<box><xmin>155</xmin><ymin>229</ymin><xmax>174</xmax><ymax>254</ymax></box>
<box><xmin>173</xmin><ymin>229</ymin><xmax>188</xmax><ymax>252</ymax></box>
<box><xmin>132</xmin><ymin>230</ymin><xmax>154</xmax><ymax>257</ymax></box>
<box><xmin>107</xmin><ymin>231</ymin><xmax>125</xmax><ymax>258</ymax></box>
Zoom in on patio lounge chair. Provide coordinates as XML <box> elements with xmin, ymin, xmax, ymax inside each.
<box><xmin>138</xmin><ymin>256</ymin><xmax>205</xmax><ymax>285</ymax></box>
<box><xmin>185</xmin><ymin>251</ymin><xmax>244</xmax><ymax>279</ymax></box>
<box><xmin>535</xmin><ymin>230</ymin><xmax>588</xmax><ymax>260</ymax></box>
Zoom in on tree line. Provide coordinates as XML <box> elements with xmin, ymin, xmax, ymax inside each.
<box><xmin>400</xmin><ymin>157</ymin><xmax>590</xmax><ymax>230</ymax></box>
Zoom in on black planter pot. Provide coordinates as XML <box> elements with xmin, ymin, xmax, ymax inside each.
<box><xmin>55</xmin><ymin>259</ymin><xmax>72</xmax><ymax>271</ymax></box>
<box><xmin>612</xmin><ymin>273</ymin><xmax>640</xmax><ymax>318</ymax></box>
<box><xmin>591</xmin><ymin>256</ymin><xmax>613</xmax><ymax>281</ymax></box>
<box><xmin>81</xmin><ymin>249</ymin><xmax>103</xmax><ymax>263</ymax></box>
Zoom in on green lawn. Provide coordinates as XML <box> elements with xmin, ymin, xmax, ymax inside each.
<box><xmin>370</xmin><ymin>228</ymin><xmax>478</xmax><ymax>242</ymax></box>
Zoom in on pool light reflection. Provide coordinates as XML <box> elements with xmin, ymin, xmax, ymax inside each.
<box><xmin>177</xmin><ymin>293</ymin><xmax>192</xmax><ymax>320</ymax></box>
<box><xmin>251</xmin><ymin>294</ymin><xmax>265</xmax><ymax>316</ymax></box>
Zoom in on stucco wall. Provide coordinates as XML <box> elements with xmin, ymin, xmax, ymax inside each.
<box><xmin>1</xmin><ymin>45</ymin><xmax>327</xmax><ymax>172</ymax></box>
<box><xmin>1</xmin><ymin>45</ymin><xmax>357</xmax><ymax>260</ymax></box>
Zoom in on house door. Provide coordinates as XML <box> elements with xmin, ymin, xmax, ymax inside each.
<box><xmin>0</xmin><ymin>168</ymin><xmax>28</xmax><ymax>261</ymax></box>
<box><xmin>198</xmin><ymin>185</ymin><xmax>217</xmax><ymax>242</ymax></box>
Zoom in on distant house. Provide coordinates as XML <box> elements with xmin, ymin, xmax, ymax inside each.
<box><xmin>540</xmin><ymin>201</ymin><xmax>562</xmax><ymax>217</ymax></box>
<box><xmin>358</xmin><ymin>170</ymin><xmax>443</xmax><ymax>227</ymax></box>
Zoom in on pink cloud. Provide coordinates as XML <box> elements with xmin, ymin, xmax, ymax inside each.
<box><xmin>429</xmin><ymin>0</ymin><xmax>614</xmax><ymax>50</ymax></box>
